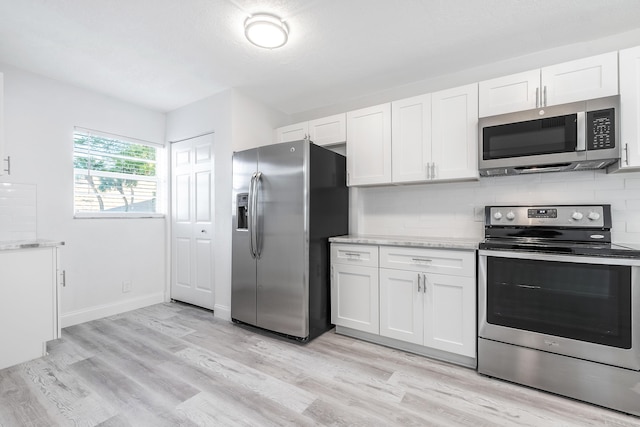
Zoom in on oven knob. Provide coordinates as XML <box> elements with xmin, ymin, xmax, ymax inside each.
<box><xmin>493</xmin><ymin>212</ymin><xmax>503</xmax><ymax>220</ymax></box>
<box><xmin>571</xmin><ymin>211</ymin><xmax>584</xmax><ymax>221</ymax></box>
<box><xmin>506</xmin><ymin>211</ymin><xmax>515</xmax><ymax>220</ymax></box>
<box><xmin>588</xmin><ymin>211</ymin><xmax>601</xmax><ymax>221</ymax></box>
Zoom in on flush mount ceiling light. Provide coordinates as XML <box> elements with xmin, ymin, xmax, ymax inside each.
<box><xmin>244</xmin><ymin>14</ymin><xmax>289</xmax><ymax>49</ymax></box>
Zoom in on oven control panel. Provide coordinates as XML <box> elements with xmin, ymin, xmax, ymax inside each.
<box><xmin>486</xmin><ymin>205</ymin><xmax>608</xmax><ymax>228</ymax></box>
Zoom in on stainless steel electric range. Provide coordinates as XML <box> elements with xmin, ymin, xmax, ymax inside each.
<box><xmin>477</xmin><ymin>204</ymin><xmax>640</xmax><ymax>416</ymax></box>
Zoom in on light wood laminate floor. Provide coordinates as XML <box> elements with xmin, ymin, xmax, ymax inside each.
<box><xmin>1</xmin><ymin>302</ymin><xmax>639</xmax><ymax>426</ymax></box>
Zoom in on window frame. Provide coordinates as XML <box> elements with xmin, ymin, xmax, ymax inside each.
<box><xmin>72</xmin><ymin>127</ymin><xmax>166</xmax><ymax>219</ymax></box>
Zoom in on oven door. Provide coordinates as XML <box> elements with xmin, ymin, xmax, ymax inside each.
<box><xmin>478</xmin><ymin>250</ymin><xmax>640</xmax><ymax>370</ymax></box>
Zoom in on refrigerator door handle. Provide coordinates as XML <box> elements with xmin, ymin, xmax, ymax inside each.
<box><xmin>248</xmin><ymin>172</ymin><xmax>257</xmax><ymax>259</ymax></box>
<box><xmin>249</xmin><ymin>172</ymin><xmax>262</xmax><ymax>259</ymax></box>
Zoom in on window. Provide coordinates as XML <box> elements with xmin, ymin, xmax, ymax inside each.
<box><xmin>73</xmin><ymin>128</ymin><xmax>163</xmax><ymax>217</ymax></box>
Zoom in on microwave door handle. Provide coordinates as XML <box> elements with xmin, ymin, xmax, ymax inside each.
<box><xmin>576</xmin><ymin>112</ymin><xmax>586</xmax><ymax>152</ymax></box>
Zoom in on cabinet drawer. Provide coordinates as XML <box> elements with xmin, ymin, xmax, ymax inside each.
<box><xmin>379</xmin><ymin>246</ymin><xmax>474</xmax><ymax>277</ymax></box>
<box><xmin>331</xmin><ymin>244</ymin><xmax>378</xmax><ymax>267</ymax></box>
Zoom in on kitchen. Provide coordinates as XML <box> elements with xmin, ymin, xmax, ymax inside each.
<box><xmin>1</xmin><ymin>0</ymin><xmax>640</xmax><ymax>425</ymax></box>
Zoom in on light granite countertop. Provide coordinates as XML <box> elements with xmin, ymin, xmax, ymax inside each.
<box><xmin>329</xmin><ymin>234</ymin><xmax>480</xmax><ymax>250</ymax></box>
<box><xmin>0</xmin><ymin>239</ymin><xmax>65</xmax><ymax>251</ymax></box>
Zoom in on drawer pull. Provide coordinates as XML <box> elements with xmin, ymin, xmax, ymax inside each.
<box><xmin>344</xmin><ymin>252</ymin><xmax>362</xmax><ymax>257</ymax></box>
<box><xmin>412</xmin><ymin>258</ymin><xmax>431</xmax><ymax>264</ymax></box>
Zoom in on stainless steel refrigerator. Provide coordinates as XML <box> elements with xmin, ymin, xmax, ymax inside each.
<box><xmin>231</xmin><ymin>140</ymin><xmax>348</xmax><ymax>341</ymax></box>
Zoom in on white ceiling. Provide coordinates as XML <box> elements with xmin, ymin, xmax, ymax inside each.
<box><xmin>1</xmin><ymin>0</ymin><xmax>640</xmax><ymax>115</ymax></box>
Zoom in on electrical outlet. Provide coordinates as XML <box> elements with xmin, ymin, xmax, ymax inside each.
<box><xmin>474</xmin><ymin>206</ymin><xmax>485</xmax><ymax>222</ymax></box>
<box><xmin>122</xmin><ymin>280</ymin><xmax>132</xmax><ymax>293</ymax></box>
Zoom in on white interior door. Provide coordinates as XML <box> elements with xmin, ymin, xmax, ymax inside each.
<box><xmin>171</xmin><ymin>133</ymin><xmax>215</xmax><ymax>309</ymax></box>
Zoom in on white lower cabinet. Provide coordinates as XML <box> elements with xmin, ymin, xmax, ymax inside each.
<box><xmin>379</xmin><ymin>247</ymin><xmax>476</xmax><ymax>358</ymax></box>
<box><xmin>331</xmin><ymin>242</ymin><xmax>477</xmax><ymax>364</ymax></box>
<box><xmin>330</xmin><ymin>244</ymin><xmax>379</xmax><ymax>334</ymax></box>
<box><xmin>0</xmin><ymin>246</ymin><xmax>60</xmax><ymax>370</ymax></box>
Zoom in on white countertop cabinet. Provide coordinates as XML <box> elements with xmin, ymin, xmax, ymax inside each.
<box><xmin>379</xmin><ymin>246</ymin><xmax>476</xmax><ymax>358</ymax></box>
<box><xmin>0</xmin><ymin>245</ymin><xmax>60</xmax><ymax>370</ymax></box>
<box><xmin>619</xmin><ymin>45</ymin><xmax>640</xmax><ymax>169</ymax></box>
<box><xmin>479</xmin><ymin>52</ymin><xmax>618</xmax><ymax>117</ymax></box>
<box><xmin>330</xmin><ymin>244</ymin><xmax>379</xmax><ymax>334</ymax></box>
<box><xmin>330</xmin><ymin>237</ymin><xmax>478</xmax><ymax>368</ymax></box>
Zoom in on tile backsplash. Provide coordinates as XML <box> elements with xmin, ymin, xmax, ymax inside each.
<box><xmin>353</xmin><ymin>169</ymin><xmax>640</xmax><ymax>245</ymax></box>
<box><xmin>0</xmin><ymin>183</ymin><xmax>37</xmax><ymax>241</ymax></box>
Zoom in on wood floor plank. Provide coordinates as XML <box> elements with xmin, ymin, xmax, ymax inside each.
<box><xmin>2</xmin><ymin>302</ymin><xmax>639</xmax><ymax>427</ymax></box>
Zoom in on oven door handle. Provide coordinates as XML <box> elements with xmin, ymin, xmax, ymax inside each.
<box><xmin>478</xmin><ymin>249</ymin><xmax>640</xmax><ymax>267</ymax></box>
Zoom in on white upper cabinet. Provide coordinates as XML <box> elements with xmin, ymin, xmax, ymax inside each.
<box><xmin>479</xmin><ymin>52</ymin><xmax>619</xmax><ymax>117</ymax></box>
<box><xmin>308</xmin><ymin>113</ymin><xmax>346</xmax><ymax>146</ymax></box>
<box><xmin>346</xmin><ymin>103</ymin><xmax>392</xmax><ymax>186</ymax></box>
<box><xmin>0</xmin><ymin>72</ymin><xmax>5</xmax><ymax>176</ymax></box>
<box><xmin>619</xmin><ymin>45</ymin><xmax>640</xmax><ymax>169</ymax></box>
<box><xmin>276</xmin><ymin>113</ymin><xmax>346</xmax><ymax>146</ymax></box>
<box><xmin>276</xmin><ymin>121</ymin><xmax>308</xmax><ymax>143</ymax></box>
<box><xmin>360</xmin><ymin>84</ymin><xmax>478</xmax><ymax>186</ymax></box>
<box><xmin>478</xmin><ymin>70</ymin><xmax>540</xmax><ymax>117</ymax></box>
<box><xmin>391</xmin><ymin>94</ymin><xmax>432</xmax><ymax>183</ymax></box>
<box><xmin>431</xmin><ymin>83</ymin><xmax>479</xmax><ymax>181</ymax></box>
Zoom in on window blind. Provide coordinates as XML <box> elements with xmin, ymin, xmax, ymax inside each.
<box><xmin>73</xmin><ymin>129</ymin><xmax>159</xmax><ymax>215</ymax></box>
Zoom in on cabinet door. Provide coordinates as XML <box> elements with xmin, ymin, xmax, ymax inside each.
<box><xmin>542</xmin><ymin>52</ymin><xmax>618</xmax><ymax>107</ymax></box>
<box><xmin>308</xmin><ymin>113</ymin><xmax>346</xmax><ymax>146</ymax></box>
<box><xmin>423</xmin><ymin>274</ymin><xmax>476</xmax><ymax>358</ymax></box>
<box><xmin>619</xmin><ymin>45</ymin><xmax>640</xmax><ymax>169</ymax></box>
<box><xmin>431</xmin><ymin>84</ymin><xmax>479</xmax><ymax>181</ymax></box>
<box><xmin>478</xmin><ymin>69</ymin><xmax>540</xmax><ymax>117</ymax></box>
<box><xmin>0</xmin><ymin>248</ymin><xmax>57</xmax><ymax>370</ymax></box>
<box><xmin>346</xmin><ymin>103</ymin><xmax>392</xmax><ymax>186</ymax></box>
<box><xmin>391</xmin><ymin>94</ymin><xmax>432</xmax><ymax>183</ymax></box>
<box><xmin>379</xmin><ymin>268</ymin><xmax>423</xmax><ymax>345</ymax></box>
<box><xmin>276</xmin><ymin>122</ymin><xmax>308</xmax><ymax>143</ymax></box>
<box><xmin>0</xmin><ymin>72</ymin><xmax>4</xmax><ymax>176</ymax></box>
<box><xmin>331</xmin><ymin>263</ymin><xmax>379</xmax><ymax>334</ymax></box>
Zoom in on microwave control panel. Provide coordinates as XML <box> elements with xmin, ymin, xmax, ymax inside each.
<box><xmin>587</xmin><ymin>108</ymin><xmax>615</xmax><ymax>150</ymax></box>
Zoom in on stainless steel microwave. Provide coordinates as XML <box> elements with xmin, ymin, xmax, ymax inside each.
<box><xmin>479</xmin><ymin>99</ymin><xmax>619</xmax><ymax>176</ymax></box>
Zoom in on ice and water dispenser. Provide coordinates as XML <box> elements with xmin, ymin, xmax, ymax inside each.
<box><xmin>237</xmin><ymin>193</ymin><xmax>249</xmax><ymax>230</ymax></box>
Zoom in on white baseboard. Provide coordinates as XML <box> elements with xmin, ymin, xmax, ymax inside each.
<box><xmin>60</xmin><ymin>292</ymin><xmax>166</xmax><ymax>328</ymax></box>
<box><xmin>214</xmin><ymin>303</ymin><xmax>231</xmax><ymax>321</ymax></box>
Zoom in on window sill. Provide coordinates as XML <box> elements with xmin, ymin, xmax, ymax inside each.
<box><xmin>74</xmin><ymin>212</ymin><xmax>165</xmax><ymax>219</ymax></box>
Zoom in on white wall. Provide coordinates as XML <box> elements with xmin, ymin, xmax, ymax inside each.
<box><xmin>165</xmin><ymin>88</ymin><xmax>285</xmax><ymax>320</ymax></box>
<box><xmin>353</xmin><ymin>169</ymin><xmax>640</xmax><ymax>245</ymax></box>
<box><xmin>0</xmin><ymin>63</ymin><xmax>167</xmax><ymax>326</ymax></box>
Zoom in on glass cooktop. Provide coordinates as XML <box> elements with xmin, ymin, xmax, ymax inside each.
<box><xmin>480</xmin><ymin>238</ymin><xmax>640</xmax><ymax>259</ymax></box>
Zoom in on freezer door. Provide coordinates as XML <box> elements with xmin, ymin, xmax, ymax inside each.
<box><xmin>231</xmin><ymin>148</ymin><xmax>258</xmax><ymax>324</ymax></box>
<box><xmin>256</xmin><ymin>141</ymin><xmax>308</xmax><ymax>338</ymax></box>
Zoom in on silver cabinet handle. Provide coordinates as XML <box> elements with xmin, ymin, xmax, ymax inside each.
<box><xmin>417</xmin><ymin>273</ymin><xmax>421</xmax><ymax>292</ymax></box>
<box><xmin>412</xmin><ymin>258</ymin><xmax>432</xmax><ymax>264</ymax></box>
<box><xmin>344</xmin><ymin>252</ymin><xmax>361</xmax><ymax>257</ymax></box>
<box><xmin>431</xmin><ymin>163</ymin><xmax>436</xmax><ymax>180</ymax></box>
<box><xmin>425</xmin><ymin>163</ymin><xmax>430</xmax><ymax>180</ymax></box>
<box><xmin>625</xmin><ymin>143</ymin><xmax>629</xmax><ymax>166</ymax></box>
<box><xmin>61</xmin><ymin>270</ymin><xmax>66</xmax><ymax>287</ymax></box>
<box><xmin>535</xmin><ymin>87</ymin><xmax>539</xmax><ymax>108</ymax></box>
<box><xmin>543</xmin><ymin>85</ymin><xmax>547</xmax><ymax>107</ymax></box>
<box><xmin>422</xmin><ymin>274</ymin><xmax>427</xmax><ymax>293</ymax></box>
<box><xmin>3</xmin><ymin>156</ymin><xmax>10</xmax><ymax>175</ymax></box>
